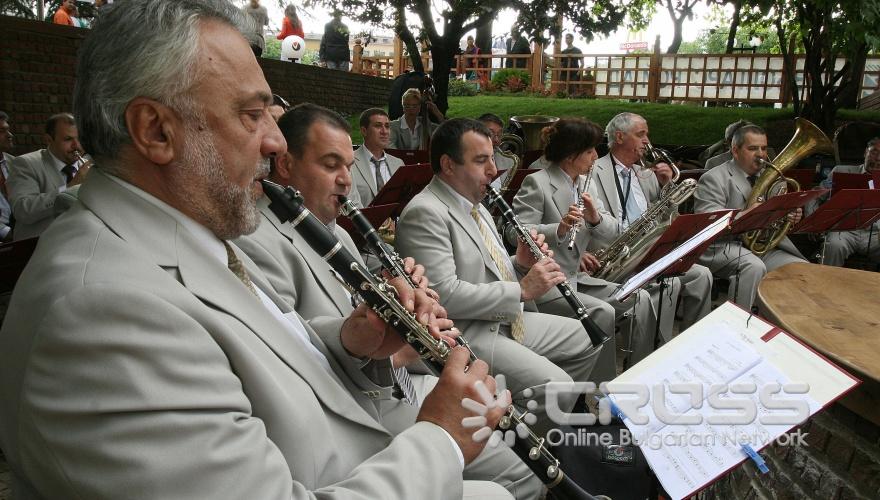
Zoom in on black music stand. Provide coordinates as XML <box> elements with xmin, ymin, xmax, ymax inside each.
<box><xmin>792</xmin><ymin>189</ymin><xmax>880</xmax><ymax>264</ymax></box>
<box><xmin>337</xmin><ymin>203</ymin><xmax>400</xmax><ymax>247</ymax></box>
<box><xmin>369</xmin><ymin>164</ymin><xmax>434</xmax><ymax>216</ymax></box>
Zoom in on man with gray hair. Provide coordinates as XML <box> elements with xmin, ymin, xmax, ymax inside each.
<box><xmin>588</xmin><ymin>112</ymin><xmax>713</xmax><ymax>342</ymax></box>
<box><xmin>0</xmin><ymin>2</ymin><xmax>512</xmax><ymax>499</ymax></box>
<box><xmin>693</xmin><ymin>124</ymin><xmax>806</xmax><ymax>307</ymax></box>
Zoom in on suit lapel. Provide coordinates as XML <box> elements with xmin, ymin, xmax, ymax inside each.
<box><xmin>548</xmin><ymin>165</ymin><xmax>573</xmax><ymax>224</ymax></box>
<box><xmin>429</xmin><ymin>179</ymin><xmax>503</xmax><ymax>281</ymax></box>
<box><xmin>596</xmin><ymin>155</ymin><xmax>622</xmax><ymax>219</ymax></box>
<box><xmin>727</xmin><ymin>161</ymin><xmax>751</xmax><ymax>207</ymax></box>
<box><xmin>258</xmin><ymin>200</ymin><xmax>352</xmax><ymax>316</ymax></box>
<box><xmin>353</xmin><ymin>146</ymin><xmax>378</xmax><ymax>200</ymax></box>
<box><xmin>81</xmin><ymin>171</ymin><xmax>386</xmax><ymax>435</ymax></box>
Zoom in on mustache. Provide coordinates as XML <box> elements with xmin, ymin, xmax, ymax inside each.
<box><xmin>254</xmin><ymin>158</ymin><xmax>270</xmax><ymax>180</ymax></box>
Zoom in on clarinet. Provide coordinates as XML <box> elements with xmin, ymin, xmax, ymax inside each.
<box><xmin>484</xmin><ymin>186</ymin><xmax>610</xmax><ymax>347</ymax></box>
<box><xmin>261</xmin><ymin>181</ymin><xmax>597</xmax><ymax>500</ymax></box>
<box><xmin>338</xmin><ymin>196</ymin><xmax>477</xmax><ymax>361</ymax></box>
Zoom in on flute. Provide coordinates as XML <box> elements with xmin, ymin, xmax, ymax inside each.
<box><xmin>261</xmin><ymin>180</ymin><xmax>597</xmax><ymax>500</ymax></box>
<box><xmin>566</xmin><ymin>173</ymin><xmax>592</xmax><ymax>251</ymax></box>
<box><xmin>484</xmin><ymin>186</ymin><xmax>610</xmax><ymax>347</ymax></box>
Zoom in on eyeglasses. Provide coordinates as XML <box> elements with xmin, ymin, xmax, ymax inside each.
<box><xmin>403</xmin><ymin>103</ymin><xmax>421</xmax><ymax>109</ymax></box>
<box><xmin>272</xmin><ymin>94</ymin><xmax>291</xmax><ymax>111</ymax></box>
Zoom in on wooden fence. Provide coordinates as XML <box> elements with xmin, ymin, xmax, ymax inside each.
<box><xmin>351</xmin><ymin>39</ymin><xmax>880</xmax><ymax>108</ymax></box>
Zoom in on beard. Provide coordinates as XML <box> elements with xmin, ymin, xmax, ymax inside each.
<box><xmin>170</xmin><ymin>119</ymin><xmax>268</xmax><ymax>240</ymax></box>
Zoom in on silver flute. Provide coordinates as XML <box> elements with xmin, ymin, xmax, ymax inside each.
<box><xmin>566</xmin><ymin>172</ymin><xmax>592</xmax><ymax>251</ymax></box>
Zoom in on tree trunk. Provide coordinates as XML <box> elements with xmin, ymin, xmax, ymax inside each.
<box><xmin>836</xmin><ymin>43</ymin><xmax>868</xmax><ymax>110</ymax></box>
<box><xmin>429</xmin><ymin>43</ymin><xmax>453</xmax><ymax>116</ymax></box>
<box><xmin>776</xmin><ymin>18</ymin><xmax>800</xmax><ymax>113</ymax></box>
<box><xmin>666</xmin><ymin>17</ymin><xmax>684</xmax><ymax>54</ymax></box>
<box><xmin>394</xmin><ymin>6</ymin><xmax>424</xmax><ymax>73</ymax></box>
<box><xmin>725</xmin><ymin>0</ymin><xmax>742</xmax><ymax>54</ymax></box>
<box><xmin>475</xmin><ymin>19</ymin><xmax>493</xmax><ymax>56</ymax></box>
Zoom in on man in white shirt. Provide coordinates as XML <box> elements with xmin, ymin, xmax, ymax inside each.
<box><xmin>7</xmin><ymin>113</ymin><xmax>90</xmax><ymax>240</ymax></box>
<box><xmin>352</xmin><ymin>108</ymin><xmax>405</xmax><ymax>206</ymax></box>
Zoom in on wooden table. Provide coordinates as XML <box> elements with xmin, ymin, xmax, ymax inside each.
<box><xmin>757</xmin><ymin>262</ymin><xmax>880</xmax><ymax>424</ymax></box>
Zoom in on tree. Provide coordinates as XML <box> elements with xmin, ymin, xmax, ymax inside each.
<box><xmin>662</xmin><ymin>0</ymin><xmax>699</xmax><ymax>53</ymax></box>
<box><xmin>749</xmin><ymin>0</ymin><xmax>879</xmax><ymax>132</ymax></box>
<box><xmin>305</xmin><ymin>0</ymin><xmax>648</xmax><ymax>113</ymax></box>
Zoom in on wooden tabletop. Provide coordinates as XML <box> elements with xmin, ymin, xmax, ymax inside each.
<box><xmin>757</xmin><ymin>262</ymin><xmax>880</xmax><ymax>384</ymax></box>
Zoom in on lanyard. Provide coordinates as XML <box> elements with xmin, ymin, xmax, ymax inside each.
<box><xmin>612</xmin><ymin>166</ymin><xmax>633</xmax><ymax>223</ymax></box>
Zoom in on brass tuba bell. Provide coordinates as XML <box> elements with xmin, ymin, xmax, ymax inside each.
<box><xmin>742</xmin><ymin>118</ymin><xmax>833</xmax><ymax>255</ymax></box>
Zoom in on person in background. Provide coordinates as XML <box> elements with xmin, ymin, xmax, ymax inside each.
<box><xmin>463</xmin><ymin>36</ymin><xmax>480</xmax><ymax>81</ymax></box>
<box><xmin>276</xmin><ymin>3</ymin><xmax>304</xmax><ymax>41</ymax></box>
<box><xmin>0</xmin><ymin>111</ymin><xmax>14</xmax><ymax>241</ymax></box>
<box><xmin>241</xmin><ymin>0</ymin><xmax>269</xmax><ymax>56</ymax></box>
<box><xmin>389</xmin><ymin>88</ymin><xmax>442</xmax><ymax>151</ymax></box>
<box><xmin>319</xmin><ymin>10</ymin><xmax>350</xmax><ymax>70</ymax></box>
<box><xmin>52</xmin><ymin>0</ymin><xmax>75</xmax><ymax>26</ymax></box>
<box><xmin>559</xmin><ymin>34</ymin><xmax>583</xmax><ymax>95</ymax></box>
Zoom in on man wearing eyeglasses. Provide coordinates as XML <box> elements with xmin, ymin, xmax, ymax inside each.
<box><xmin>478</xmin><ymin>114</ymin><xmax>516</xmax><ymax>191</ymax></box>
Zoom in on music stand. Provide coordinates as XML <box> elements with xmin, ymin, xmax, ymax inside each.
<box><xmin>792</xmin><ymin>189</ymin><xmax>880</xmax><ymax>264</ymax></box>
<box><xmin>369</xmin><ymin>164</ymin><xmax>434</xmax><ymax>216</ymax></box>
<box><xmin>726</xmin><ymin>189</ymin><xmax>827</xmax><ymax>238</ymax></box>
<box><xmin>831</xmin><ymin>172</ymin><xmax>872</xmax><ymax>197</ymax></box>
<box><xmin>611</xmin><ymin>211</ymin><xmax>735</xmax><ymax>359</ymax></box>
<box><xmin>337</xmin><ymin>203</ymin><xmax>400</xmax><ymax>247</ymax></box>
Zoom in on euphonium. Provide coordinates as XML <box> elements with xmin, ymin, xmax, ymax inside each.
<box><xmin>742</xmin><ymin>118</ymin><xmax>833</xmax><ymax>256</ymax></box>
<box><xmin>592</xmin><ymin>146</ymin><xmax>695</xmax><ymax>283</ymax></box>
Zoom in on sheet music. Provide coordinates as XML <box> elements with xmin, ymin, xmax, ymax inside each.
<box><xmin>614</xmin><ymin>212</ymin><xmax>732</xmax><ymax>301</ymax></box>
<box><xmin>608</xmin><ymin>321</ymin><xmax>826</xmax><ymax>500</ymax></box>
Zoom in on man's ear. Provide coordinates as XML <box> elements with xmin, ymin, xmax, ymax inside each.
<box><xmin>124</xmin><ymin>97</ymin><xmax>179</xmax><ymax>166</ymax></box>
<box><xmin>439</xmin><ymin>154</ymin><xmax>454</xmax><ymax>175</ymax></box>
<box><xmin>273</xmin><ymin>151</ymin><xmax>293</xmax><ymax>180</ymax></box>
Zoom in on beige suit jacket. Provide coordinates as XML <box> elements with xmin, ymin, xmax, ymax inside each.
<box><xmin>511</xmin><ymin>164</ymin><xmax>618</xmax><ymax>287</ymax></box>
<box><xmin>389</xmin><ymin>118</ymin><xmax>438</xmax><ymax>151</ymax></box>
<box><xmin>693</xmin><ymin>158</ymin><xmax>803</xmax><ymax>257</ymax></box>
<box><xmin>0</xmin><ymin>170</ymin><xmax>463</xmax><ymax>500</ymax></box>
<box><xmin>396</xmin><ymin>177</ymin><xmax>527</xmax><ymax>338</ymax></box>
<box><xmin>7</xmin><ymin>148</ymin><xmax>67</xmax><ymax>240</ymax></box>
<box><xmin>351</xmin><ymin>145</ymin><xmax>405</xmax><ymax>206</ymax></box>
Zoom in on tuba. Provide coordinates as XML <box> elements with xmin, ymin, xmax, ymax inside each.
<box><xmin>742</xmin><ymin>118</ymin><xmax>833</xmax><ymax>256</ymax></box>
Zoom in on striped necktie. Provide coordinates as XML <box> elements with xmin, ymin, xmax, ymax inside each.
<box><xmin>470</xmin><ymin>206</ymin><xmax>526</xmax><ymax>342</ymax></box>
<box><xmin>224</xmin><ymin>242</ymin><xmax>258</xmax><ymax>296</ymax></box>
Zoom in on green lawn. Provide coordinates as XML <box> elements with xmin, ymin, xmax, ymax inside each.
<box><xmin>346</xmin><ymin>96</ymin><xmax>880</xmax><ymax>146</ymax></box>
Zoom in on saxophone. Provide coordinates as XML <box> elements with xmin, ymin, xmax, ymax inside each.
<box><xmin>592</xmin><ymin>176</ymin><xmax>697</xmax><ymax>283</ymax></box>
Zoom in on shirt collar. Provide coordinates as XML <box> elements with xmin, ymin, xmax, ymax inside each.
<box><xmin>106</xmin><ymin>174</ymin><xmax>227</xmax><ymax>266</ymax></box>
<box><xmin>48</xmin><ymin>149</ymin><xmax>68</xmax><ymax>171</ymax></box>
<box><xmin>400</xmin><ymin>119</ymin><xmax>420</xmax><ymax>133</ymax></box>
<box><xmin>439</xmin><ymin>177</ymin><xmax>481</xmax><ymax>216</ymax></box>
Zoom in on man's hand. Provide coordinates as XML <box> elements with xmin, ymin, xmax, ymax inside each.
<box><xmin>520</xmin><ymin>258</ymin><xmax>566</xmax><ymax>302</ymax></box>
<box><xmin>400</xmin><ymin>256</ymin><xmax>440</xmax><ymax>301</ymax></box>
<box><xmin>579</xmin><ymin>252</ymin><xmax>601</xmax><ymax>274</ymax></box>
<box><xmin>68</xmin><ymin>160</ymin><xmax>91</xmax><ymax>187</ymax></box>
<box><xmin>787</xmin><ymin>207</ymin><xmax>803</xmax><ymax>225</ymax></box>
<box><xmin>514</xmin><ymin>228</ymin><xmax>551</xmax><ymax>269</ymax></box>
<box><xmin>341</xmin><ymin>280</ymin><xmax>454</xmax><ymax>360</ymax></box>
<box><xmin>417</xmin><ymin>347</ymin><xmax>510</xmax><ymax>464</ymax></box>
<box><xmin>653</xmin><ymin>162</ymin><xmax>674</xmax><ymax>186</ymax></box>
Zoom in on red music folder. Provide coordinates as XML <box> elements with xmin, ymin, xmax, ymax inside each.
<box><xmin>831</xmin><ymin>172</ymin><xmax>873</xmax><ymax>196</ymax></box>
<box><xmin>385</xmin><ymin>148</ymin><xmax>429</xmax><ymax>166</ymax></box>
<box><xmin>369</xmin><ymin>164</ymin><xmax>434</xmax><ymax>214</ymax></box>
<box><xmin>726</xmin><ymin>190</ymin><xmax>828</xmax><ymax>236</ymax></box>
<box><xmin>793</xmin><ymin>189</ymin><xmax>880</xmax><ymax>233</ymax></box>
<box><xmin>632</xmin><ymin>210</ymin><xmax>738</xmax><ymax>276</ymax></box>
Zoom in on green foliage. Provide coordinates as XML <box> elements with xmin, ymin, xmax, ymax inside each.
<box><xmin>263</xmin><ymin>37</ymin><xmax>281</xmax><ymax>60</ymax></box>
<box><xmin>490</xmin><ymin>69</ymin><xmax>531</xmax><ymax>92</ymax></box>
<box><xmin>447</xmin><ymin>79</ymin><xmax>479</xmax><ymax>96</ymax></box>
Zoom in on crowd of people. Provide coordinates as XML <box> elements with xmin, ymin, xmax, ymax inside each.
<box><xmin>1</xmin><ymin>1</ymin><xmax>877</xmax><ymax>499</ymax></box>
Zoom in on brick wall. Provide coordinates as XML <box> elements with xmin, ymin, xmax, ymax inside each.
<box><xmin>0</xmin><ymin>15</ymin><xmax>392</xmax><ymax>156</ymax></box>
<box><xmin>698</xmin><ymin>402</ymin><xmax>880</xmax><ymax>500</ymax></box>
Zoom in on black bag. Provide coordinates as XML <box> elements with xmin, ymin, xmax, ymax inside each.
<box><xmin>550</xmin><ymin>420</ymin><xmax>660</xmax><ymax>499</ymax></box>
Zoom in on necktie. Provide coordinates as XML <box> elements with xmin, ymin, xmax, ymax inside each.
<box><xmin>371</xmin><ymin>158</ymin><xmax>385</xmax><ymax>192</ymax></box>
<box><xmin>619</xmin><ymin>168</ymin><xmax>640</xmax><ymax>224</ymax></box>
<box><xmin>393</xmin><ymin>365</ymin><xmax>418</xmax><ymax>405</ymax></box>
<box><xmin>747</xmin><ymin>174</ymin><xmax>758</xmax><ymax>187</ymax></box>
<box><xmin>224</xmin><ymin>241</ymin><xmax>258</xmax><ymax>296</ymax></box>
<box><xmin>470</xmin><ymin>206</ymin><xmax>526</xmax><ymax>342</ymax></box>
<box><xmin>62</xmin><ymin>164</ymin><xmax>77</xmax><ymax>184</ymax></box>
